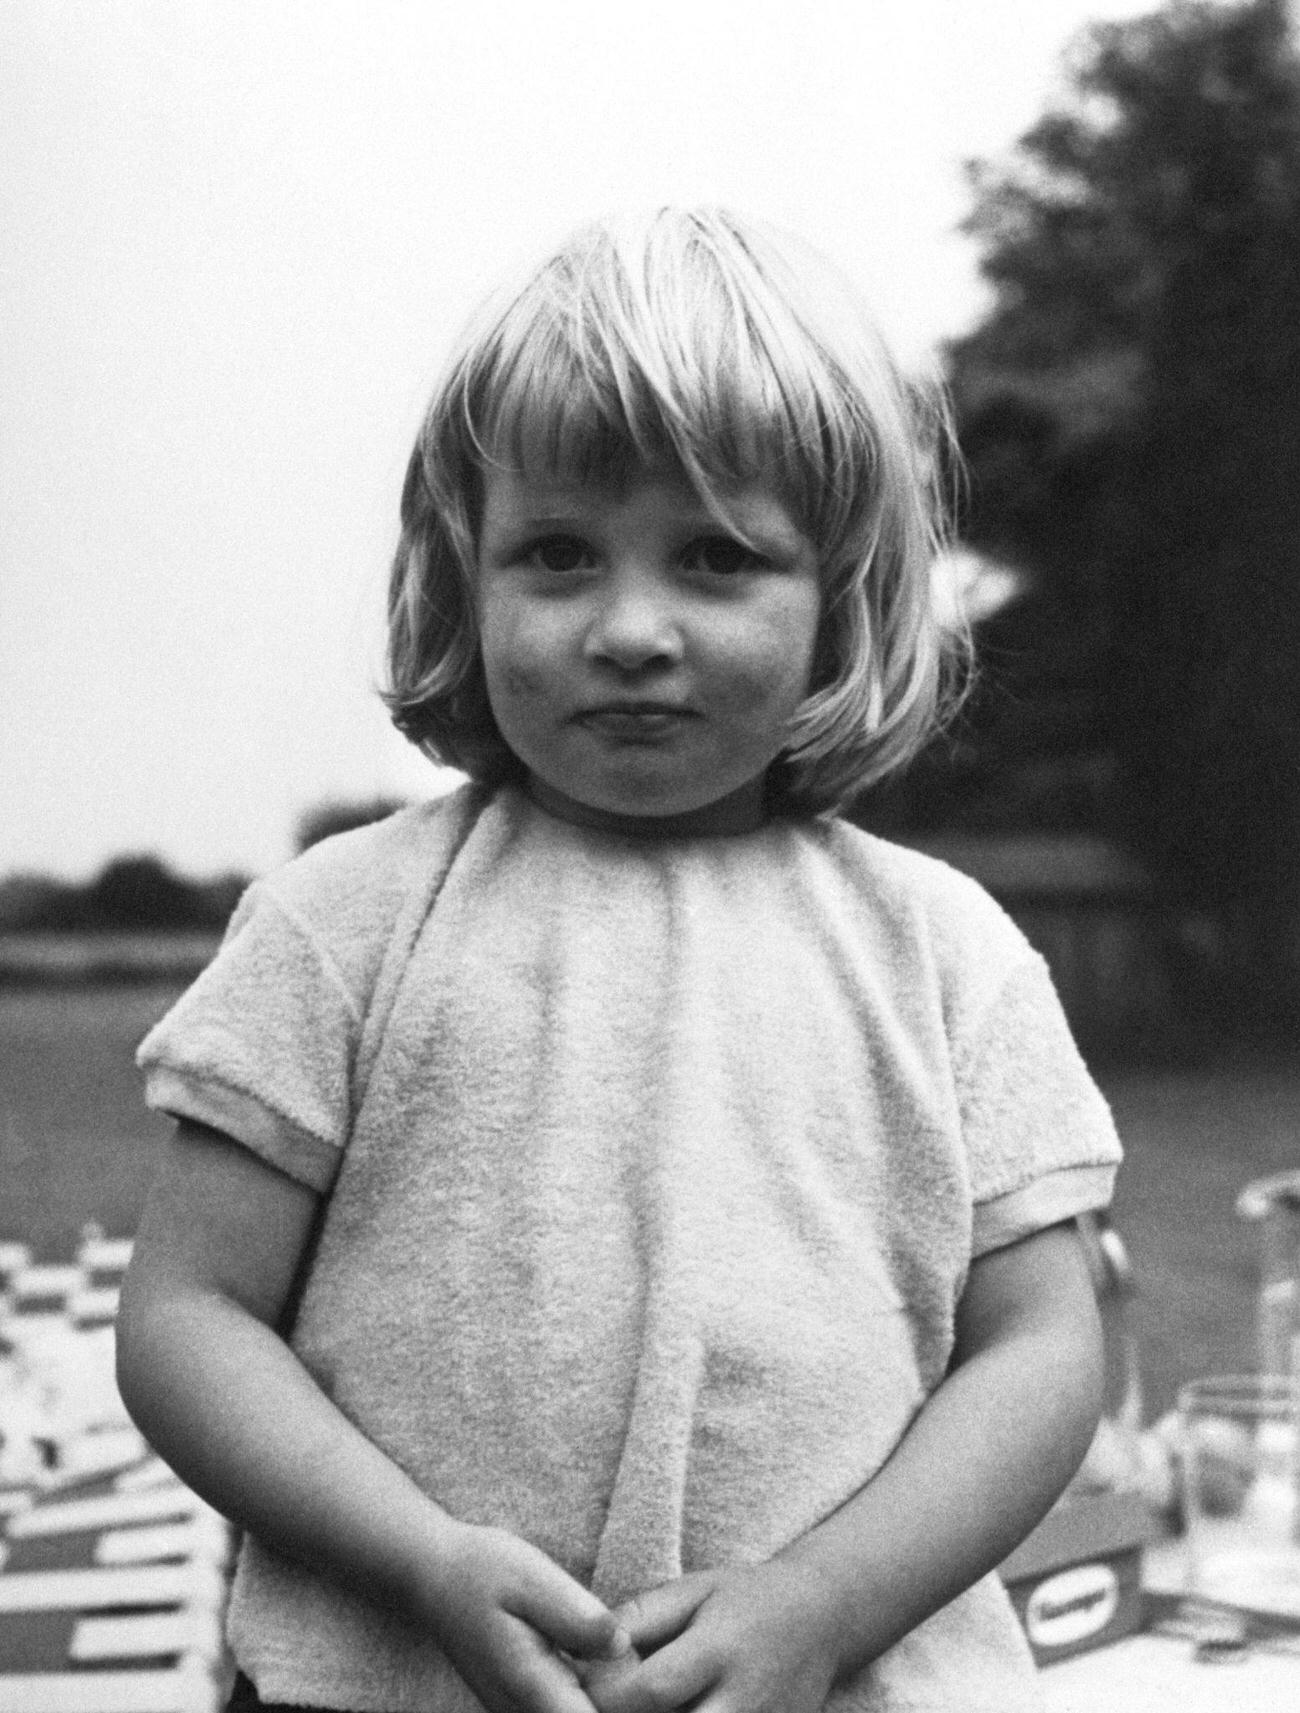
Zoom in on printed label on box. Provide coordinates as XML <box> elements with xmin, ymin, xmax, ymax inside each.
<box><xmin>1026</xmin><ymin>1562</ymin><xmax>1120</xmax><ymax>1651</ymax></box>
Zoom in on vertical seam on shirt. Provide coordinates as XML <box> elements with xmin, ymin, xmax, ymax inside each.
<box><xmin>256</xmin><ymin>885</ymin><xmax>365</xmax><ymax>1029</ymax></box>
<box><xmin>950</xmin><ymin>948</ymin><xmax>1048</xmax><ymax>1094</ymax></box>
<box><xmin>349</xmin><ymin>785</ymin><xmax>493</xmax><ymax>1119</ymax></box>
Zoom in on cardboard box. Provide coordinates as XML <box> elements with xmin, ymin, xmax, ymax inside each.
<box><xmin>999</xmin><ymin>1491</ymin><xmax>1155</xmax><ymax>1665</ymax></box>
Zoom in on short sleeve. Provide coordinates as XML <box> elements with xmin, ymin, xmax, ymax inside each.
<box><xmin>956</xmin><ymin>951</ymin><xmax>1122</xmax><ymax>1257</ymax></box>
<box><xmin>136</xmin><ymin>880</ymin><xmax>358</xmax><ymax>1192</ymax></box>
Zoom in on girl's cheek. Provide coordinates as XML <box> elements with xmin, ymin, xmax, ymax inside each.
<box><xmin>735</xmin><ymin>627</ymin><xmax>820</xmax><ymax>708</ymax></box>
<box><xmin>501</xmin><ymin>663</ymin><xmax>549</xmax><ymax>700</ymax></box>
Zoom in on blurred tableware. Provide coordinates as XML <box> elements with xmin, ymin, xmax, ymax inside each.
<box><xmin>1178</xmin><ymin>1374</ymin><xmax>1300</xmax><ymax>1617</ymax></box>
<box><xmin>1235</xmin><ymin>1168</ymin><xmax>1300</xmax><ymax>1383</ymax></box>
<box><xmin>1076</xmin><ymin>1212</ymin><xmax>1146</xmax><ymax>1489</ymax></box>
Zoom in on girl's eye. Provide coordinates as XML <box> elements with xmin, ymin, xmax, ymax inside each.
<box><xmin>683</xmin><ymin>535</ymin><xmax>766</xmax><ymax>577</ymax></box>
<box><xmin>525</xmin><ymin>534</ymin><xmax>593</xmax><ymax>573</ymax></box>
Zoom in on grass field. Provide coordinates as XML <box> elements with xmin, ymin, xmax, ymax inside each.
<box><xmin>2</xmin><ymin>982</ymin><xmax>1297</xmax><ymax>1419</ymax></box>
<box><xmin>0</xmin><ymin>982</ymin><xmax>182</xmax><ymax>1254</ymax></box>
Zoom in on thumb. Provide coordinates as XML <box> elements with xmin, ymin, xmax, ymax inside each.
<box><xmin>512</xmin><ymin>1569</ymin><xmax>631</xmax><ymax>1661</ymax></box>
<box><xmin>612</xmin><ymin>1571</ymin><xmax>718</xmax><ymax>1653</ymax></box>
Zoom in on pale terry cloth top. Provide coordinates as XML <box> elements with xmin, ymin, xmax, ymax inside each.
<box><xmin>137</xmin><ymin>784</ymin><xmax>1122</xmax><ymax>1712</ymax></box>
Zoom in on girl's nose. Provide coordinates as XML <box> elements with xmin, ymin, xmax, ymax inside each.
<box><xmin>584</xmin><ymin>570</ymin><xmax>683</xmax><ymax>671</ymax></box>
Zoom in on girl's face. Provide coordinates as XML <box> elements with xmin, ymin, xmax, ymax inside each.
<box><xmin>476</xmin><ymin>467</ymin><xmax>822</xmax><ymax>836</ymax></box>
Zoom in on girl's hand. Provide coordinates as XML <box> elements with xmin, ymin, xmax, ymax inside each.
<box><xmin>417</xmin><ymin>1520</ymin><xmax>632</xmax><ymax>1713</ymax></box>
<box><xmin>579</xmin><ymin>1561</ymin><xmax>840</xmax><ymax>1713</ymax></box>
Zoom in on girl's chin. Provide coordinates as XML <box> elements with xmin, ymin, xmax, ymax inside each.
<box><xmin>523</xmin><ymin>773</ymin><xmax>767</xmax><ymax>838</ymax></box>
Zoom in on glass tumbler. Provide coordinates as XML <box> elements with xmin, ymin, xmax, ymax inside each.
<box><xmin>1178</xmin><ymin>1374</ymin><xmax>1300</xmax><ymax>1617</ymax></box>
<box><xmin>1235</xmin><ymin>1169</ymin><xmax>1300</xmax><ymax>1384</ymax></box>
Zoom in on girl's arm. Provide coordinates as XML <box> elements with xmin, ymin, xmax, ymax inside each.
<box><xmin>584</xmin><ymin>1220</ymin><xmax>1104</xmax><ymax>1713</ymax></box>
<box><xmin>116</xmin><ymin>1120</ymin><xmax>627</xmax><ymax>1713</ymax></box>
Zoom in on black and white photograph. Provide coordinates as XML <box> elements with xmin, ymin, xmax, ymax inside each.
<box><xmin>3</xmin><ymin>4</ymin><xmax>1300</xmax><ymax>1709</ymax></box>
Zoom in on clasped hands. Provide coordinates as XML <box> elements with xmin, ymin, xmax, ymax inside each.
<box><xmin>573</xmin><ymin>1559</ymin><xmax>843</xmax><ymax>1713</ymax></box>
<box><xmin>423</xmin><ymin>1520</ymin><xmax>844</xmax><ymax>1713</ymax></box>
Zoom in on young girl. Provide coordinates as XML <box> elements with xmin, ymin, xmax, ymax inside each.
<box><xmin>118</xmin><ymin>207</ymin><xmax>1121</xmax><ymax>1713</ymax></box>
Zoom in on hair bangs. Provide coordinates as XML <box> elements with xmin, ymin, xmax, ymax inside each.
<box><xmin>459</xmin><ymin>213</ymin><xmax>870</xmax><ymax>549</ymax></box>
<box><xmin>470</xmin><ymin>317</ymin><xmax>679</xmax><ymax>494</ymax></box>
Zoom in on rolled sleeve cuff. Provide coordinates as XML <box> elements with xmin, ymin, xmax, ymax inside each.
<box><xmin>143</xmin><ymin>1066</ymin><xmax>341</xmax><ymax>1194</ymax></box>
<box><xmin>972</xmin><ymin>1162</ymin><xmax>1118</xmax><ymax>1258</ymax></box>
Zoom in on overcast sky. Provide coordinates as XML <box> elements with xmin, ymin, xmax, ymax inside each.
<box><xmin>3</xmin><ymin>0</ymin><xmax>1174</xmax><ymax>881</ymax></box>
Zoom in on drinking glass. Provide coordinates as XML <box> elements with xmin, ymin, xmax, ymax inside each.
<box><xmin>1235</xmin><ymin>1170</ymin><xmax>1300</xmax><ymax>1382</ymax></box>
<box><xmin>1179</xmin><ymin>1374</ymin><xmax>1300</xmax><ymax>1617</ymax></box>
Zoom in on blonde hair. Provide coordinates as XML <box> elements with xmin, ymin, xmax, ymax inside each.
<box><xmin>383</xmin><ymin>206</ymin><xmax>966</xmax><ymax>814</ymax></box>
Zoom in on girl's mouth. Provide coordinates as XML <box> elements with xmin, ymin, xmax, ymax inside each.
<box><xmin>576</xmin><ymin>704</ymin><xmax>696</xmax><ymax>740</ymax></box>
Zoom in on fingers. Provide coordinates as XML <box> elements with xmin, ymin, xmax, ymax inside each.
<box><xmin>482</xmin><ymin>1620</ymin><xmax>608</xmax><ymax>1713</ymax></box>
<box><xmin>573</xmin><ymin>1642</ymin><xmax>642</xmax><ymax>1701</ymax></box>
<box><xmin>535</xmin><ymin>1598</ymin><xmax>626</xmax><ymax>1661</ymax></box>
<box><xmin>612</xmin><ymin>1570</ymin><xmax>719</xmax><ymax>1653</ymax></box>
<box><xmin>582</xmin><ymin>1634</ymin><xmax>716</xmax><ymax>1713</ymax></box>
<box><xmin>503</xmin><ymin>1542</ymin><xmax>629</xmax><ymax>1660</ymax></box>
<box><xmin>433</xmin><ymin>1526</ymin><xmax>630</xmax><ymax>1713</ymax></box>
<box><xmin>585</xmin><ymin>1573</ymin><xmax>724</xmax><ymax>1712</ymax></box>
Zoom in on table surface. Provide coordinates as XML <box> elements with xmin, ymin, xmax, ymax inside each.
<box><xmin>1039</xmin><ymin>1541</ymin><xmax>1300</xmax><ymax>1711</ymax></box>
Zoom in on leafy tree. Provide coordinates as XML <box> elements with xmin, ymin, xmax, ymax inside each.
<box><xmin>88</xmin><ymin>856</ymin><xmax>206</xmax><ymax>930</ymax></box>
<box><xmin>949</xmin><ymin>0</ymin><xmax>1300</xmax><ymax>1016</ymax></box>
<box><xmin>0</xmin><ymin>857</ymin><xmax>245</xmax><ymax>932</ymax></box>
